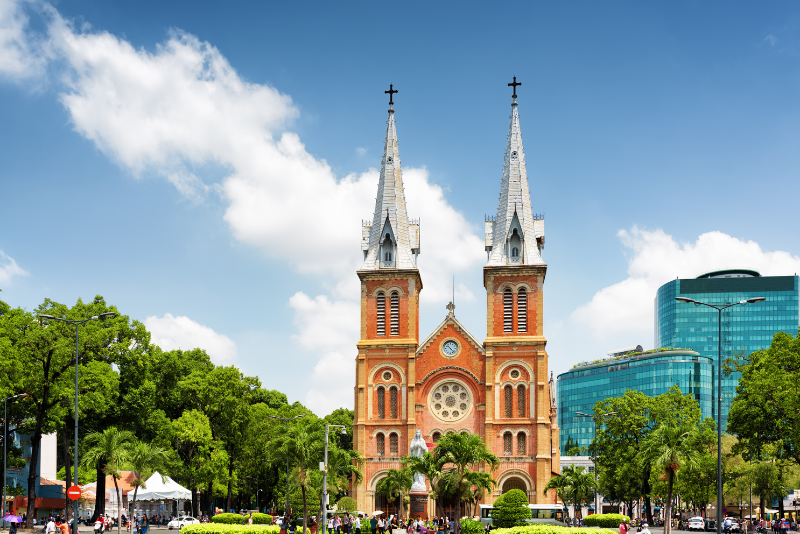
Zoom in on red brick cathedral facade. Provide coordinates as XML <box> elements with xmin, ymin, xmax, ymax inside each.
<box><xmin>352</xmin><ymin>93</ymin><xmax>559</xmax><ymax>516</ymax></box>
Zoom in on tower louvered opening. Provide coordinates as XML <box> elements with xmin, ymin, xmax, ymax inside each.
<box><xmin>517</xmin><ymin>432</ymin><xmax>526</xmax><ymax>455</ymax></box>
<box><xmin>503</xmin><ymin>288</ymin><xmax>513</xmax><ymax>333</ymax></box>
<box><xmin>376</xmin><ymin>433</ymin><xmax>385</xmax><ymax>456</ymax></box>
<box><xmin>389</xmin><ymin>433</ymin><xmax>398</xmax><ymax>455</ymax></box>
<box><xmin>504</xmin><ymin>385</ymin><xmax>513</xmax><ymax>418</ymax></box>
<box><xmin>376</xmin><ymin>293</ymin><xmax>386</xmax><ymax>336</ymax></box>
<box><xmin>377</xmin><ymin>387</ymin><xmax>385</xmax><ymax>419</ymax></box>
<box><xmin>517</xmin><ymin>385</ymin><xmax>526</xmax><ymax>417</ymax></box>
<box><xmin>390</xmin><ymin>386</ymin><xmax>398</xmax><ymax>418</ymax></box>
<box><xmin>390</xmin><ymin>291</ymin><xmax>399</xmax><ymax>335</ymax></box>
<box><xmin>503</xmin><ymin>432</ymin><xmax>512</xmax><ymax>454</ymax></box>
<box><xmin>517</xmin><ymin>288</ymin><xmax>527</xmax><ymax>333</ymax></box>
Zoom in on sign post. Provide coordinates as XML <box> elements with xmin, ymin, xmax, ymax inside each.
<box><xmin>67</xmin><ymin>486</ymin><xmax>81</xmax><ymax>501</ymax></box>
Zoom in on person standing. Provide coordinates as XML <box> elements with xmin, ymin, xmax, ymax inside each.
<box><xmin>354</xmin><ymin>515</ymin><xmax>362</xmax><ymax>534</ymax></box>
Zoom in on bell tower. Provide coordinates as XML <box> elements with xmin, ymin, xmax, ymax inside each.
<box><xmin>353</xmin><ymin>87</ymin><xmax>422</xmax><ymax>513</ymax></box>
<box><xmin>482</xmin><ymin>78</ymin><xmax>559</xmax><ymax>503</ymax></box>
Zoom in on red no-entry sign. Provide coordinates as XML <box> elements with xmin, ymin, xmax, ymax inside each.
<box><xmin>67</xmin><ymin>486</ymin><xmax>81</xmax><ymax>500</ymax></box>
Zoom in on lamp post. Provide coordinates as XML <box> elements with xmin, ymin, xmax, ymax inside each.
<box><xmin>266</xmin><ymin>415</ymin><xmax>306</xmax><ymax>514</ymax></box>
<box><xmin>675</xmin><ymin>296</ymin><xmax>766</xmax><ymax>534</ymax></box>
<box><xmin>3</xmin><ymin>393</ymin><xmax>27</xmax><ymax>531</ymax></box>
<box><xmin>39</xmin><ymin>312</ymin><xmax>116</xmax><ymax>534</ymax></box>
<box><xmin>321</xmin><ymin>424</ymin><xmax>347</xmax><ymax>527</ymax></box>
<box><xmin>575</xmin><ymin>411</ymin><xmax>618</xmax><ymax>516</ymax></box>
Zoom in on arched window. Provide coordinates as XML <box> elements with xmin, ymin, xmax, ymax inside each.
<box><xmin>503</xmin><ymin>288</ymin><xmax>513</xmax><ymax>333</ymax></box>
<box><xmin>383</xmin><ymin>233</ymin><xmax>393</xmax><ymax>262</ymax></box>
<box><xmin>517</xmin><ymin>288</ymin><xmax>527</xmax><ymax>333</ymax></box>
<box><xmin>376</xmin><ymin>292</ymin><xmax>386</xmax><ymax>336</ymax></box>
<box><xmin>509</xmin><ymin>229</ymin><xmax>522</xmax><ymax>263</ymax></box>
<box><xmin>377</xmin><ymin>387</ymin><xmax>385</xmax><ymax>419</ymax></box>
<box><xmin>517</xmin><ymin>433</ymin><xmax>526</xmax><ymax>455</ymax></box>
<box><xmin>390</xmin><ymin>292</ymin><xmax>399</xmax><ymax>335</ymax></box>
<box><xmin>376</xmin><ymin>433</ymin><xmax>385</xmax><ymax>456</ymax></box>
<box><xmin>504</xmin><ymin>385</ymin><xmax>513</xmax><ymax>418</ymax></box>
<box><xmin>503</xmin><ymin>432</ymin><xmax>512</xmax><ymax>455</ymax></box>
<box><xmin>511</xmin><ymin>247</ymin><xmax>519</xmax><ymax>258</ymax></box>
<box><xmin>390</xmin><ymin>387</ymin><xmax>398</xmax><ymax>419</ymax></box>
<box><xmin>517</xmin><ymin>385</ymin><xmax>526</xmax><ymax>418</ymax></box>
<box><xmin>389</xmin><ymin>433</ymin><xmax>398</xmax><ymax>455</ymax></box>
<box><xmin>432</xmin><ymin>432</ymin><xmax>441</xmax><ymax>443</ymax></box>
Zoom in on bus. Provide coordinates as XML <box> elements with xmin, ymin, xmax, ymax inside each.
<box><xmin>479</xmin><ymin>504</ymin><xmax>565</xmax><ymax>528</ymax></box>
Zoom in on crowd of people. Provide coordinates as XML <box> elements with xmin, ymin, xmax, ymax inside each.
<box><xmin>277</xmin><ymin>514</ymin><xmax>461</xmax><ymax>534</ymax></box>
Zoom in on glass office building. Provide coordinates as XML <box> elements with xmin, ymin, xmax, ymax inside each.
<box><xmin>558</xmin><ymin>348</ymin><xmax>713</xmax><ymax>455</ymax></box>
<box><xmin>655</xmin><ymin>270</ymin><xmax>799</xmax><ymax>429</ymax></box>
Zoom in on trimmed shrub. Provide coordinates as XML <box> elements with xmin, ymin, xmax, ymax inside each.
<box><xmin>492</xmin><ymin>525</ymin><xmax>615</xmax><ymax>534</ymax></box>
<box><xmin>212</xmin><ymin>514</ymin><xmax>247</xmax><ymax>524</ymax></box>
<box><xmin>183</xmin><ymin>525</ymin><xmax>281</xmax><ymax>534</ymax></box>
<box><xmin>252</xmin><ymin>514</ymin><xmax>274</xmax><ymax>525</ymax></box>
<box><xmin>337</xmin><ymin>497</ymin><xmax>358</xmax><ymax>514</ymax></box>
<box><xmin>492</xmin><ymin>489</ymin><xmax>531</xmax><ymax>528</ymax></box>
<box><xmin>461</xmin><ymin>518</ymin><xmax>483</xmax><ymax>534</ymax></box>
<box><xmin>582</xmin><ymin>514</ymin><xmax>630</xmax><ymax>529</ymax></box>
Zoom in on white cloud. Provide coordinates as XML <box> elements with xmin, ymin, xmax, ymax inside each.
<box><xmin>144</xmin><ymin>313</ymin><xmax>237</xmax><ymax>364</ymax></box>
<box><xmin>355</xmin><ymin>147</ymin><xmax>367</xmax><ymax>156</ymax></box>
<box><xmin>5</xmin><ymin>2</ymin><xmax>487</xmax><ymax>414</ymax></box>
<box><xmin>0</xmin><ymin>0</ymin><xmax>45</xmax><ymax>80</ymax></box>
<box><xmin>0</xmin><ymin>249</ymin><xmax>29</xmax><ymax>285</ymax></box>
<box><xmin>571</xmin><ymin>226</ymin><xmax>800</xmax><ymax>339</ymax></box>
<box><xmin>763</xmin><ymin>35</ymin><xmax>778</xmax><ymax>47</ymax></box>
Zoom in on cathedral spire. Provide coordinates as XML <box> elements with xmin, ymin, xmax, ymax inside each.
<box><xmin>485</xmin><ymin>78</ymin><xmax>544</xmax><ymax>266</ymax></box>
<box><xmin>360</xmin><ymin>88</ymin><xmax>420</xmax><ymax>270</ymax></box>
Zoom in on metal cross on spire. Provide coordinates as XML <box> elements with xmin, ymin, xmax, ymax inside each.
<box><xmin>385</xmin><ymin>84</ymin><xmax>398</xmax><ymax>107</ymax></box>
<box><xmin>508</xmin><ymin>76</ymin><xmax>521</xmax><ymax>99</ymax></box>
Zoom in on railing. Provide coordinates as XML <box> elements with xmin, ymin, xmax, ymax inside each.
<box><xmin>485</xmin><ymin>215</ymin><xmax>496</xmax><ymax>222</ymax></box>
<box><xmin>381</xmin><ymin>261</ymin><xmax>396</xmax><ymax>268</ymax></box>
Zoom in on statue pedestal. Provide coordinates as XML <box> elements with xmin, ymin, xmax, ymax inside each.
<box><xmin>408</xmin><ymin>492</ymin><xmax>429</xmax><ymax>520</ymax></box>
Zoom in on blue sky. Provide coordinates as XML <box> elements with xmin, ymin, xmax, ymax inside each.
<box><xmin>2</xmin><ymin>1</ymin><xmax>800</xmax><ymax>415</ymax></box>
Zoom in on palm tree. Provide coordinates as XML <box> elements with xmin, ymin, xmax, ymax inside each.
<box><xmin>431</xmin><ymin>433</ymin><xmax>499</xmax><ymax>527</ymax></box>
<box><xmin>317</xmin><ymin>444</ymin><xmax>364</xmax><ymax>525</ymax></box>
<box><xmin>461</xmin><ymin>471</ymin><xmax>495</xmax><ymax>517</ymax></box>
<box><xmin>129</xmin><ymin>441</ymin><xmax>170</xmax><ymax>518</ymax></box>
<box><xmin>267</xmin><ymin>419</ymin><xmax>323</xmax><ymax>534</ymax></box>
<box><xmin>644</xmin><ymin>424</ymin><xmax>700</xmax><ymax>534</ymax></box>
<box><xmin>82</xmin><ymin>427</ymin><xmax>135</xmax><ymax>534</ymax></box>
<box><xmin>543</xmin><ymin>465</ymin><xmax>595</xmax><ymax>519</ymax></box>
<box><xmin>376</xmin><ymin>468</ymin><xmax>413</xmax><ymax>517</ymax></box>
<box><xmin>403</xmin><ymin>449</ymin><xmax>446</xmax><ymax>515</ymax></box>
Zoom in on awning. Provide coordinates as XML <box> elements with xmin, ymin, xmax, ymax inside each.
<box><xmin>126</xmin><ymin>472</ymin><xmax>191</xmax><ymax>502</ymax></box>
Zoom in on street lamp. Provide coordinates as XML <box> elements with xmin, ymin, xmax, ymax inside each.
<box><xmin>675</xmin><ymin>296</ymin><xmax>765</xmax><ymax>534</ymax></box>
<box><xmin>321</xmin><ymin>424</ymin><xmax>347</xmax><ymax>526</ymax></box>
<box><xmin>39</xmin><ymin>311</ymin><xmax>116</xmax><ymax>534</ymax></box>
<box><xmin>266</xmin><ymin>415</ymin><xmax>306</xmax><ymax>514</ymax></box>
<box><xmin>2</xmin><ymin>393</ymin><xmax>27</xmax><ymax>531</ymax></box>
<box><xmin>575</xmin><ymin>411</ymin><xmax>618</xmax><ymax>516</ymax></box>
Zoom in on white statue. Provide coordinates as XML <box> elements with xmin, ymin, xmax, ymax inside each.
<box><xmin>409</xmin><ymin>429</ymin><xmax>428</xmax><ymax>492</ymax></box>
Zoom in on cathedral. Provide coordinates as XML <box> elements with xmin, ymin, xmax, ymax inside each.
<box><xmin>352</xmin><ymin>82</ymin><xmax>560</xmax><ymax>517</ymax></box>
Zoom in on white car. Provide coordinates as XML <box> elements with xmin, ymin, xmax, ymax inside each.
<box><xmin>168</xmin><ymin>517</ymin><xmax>200</xmax><ymax>530</ymax></box>
<box><xmin>689</xmin><ymin>517</ymin><xmax>706</xmax><ymax>531</ymax></box>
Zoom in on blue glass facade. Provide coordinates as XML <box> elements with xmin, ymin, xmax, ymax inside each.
<box><xmin>557</xmin><ymin>349</ymin><xmax>713</xmax><ymax>455</ymax></box>
<box><xmin>655</xmin><ymin>272</ymin><xmax>799</xmax><ymax>429</ymax></box>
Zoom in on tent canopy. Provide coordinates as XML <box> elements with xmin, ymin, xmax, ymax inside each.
<box><xmin>127</xmin><ymin>472</ymin><xmax>191</xmax><ymax>501</ymax></box>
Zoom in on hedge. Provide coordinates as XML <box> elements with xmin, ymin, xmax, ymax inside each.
<box><xmin>493</xmin><ymin>525</ymin><xmax>615</xmax><ymax>534</ymax></box>
<box><xmin>209</xmin><ymin>515</ymin><xmax>273</xmax><ymax>525</ymax></box>
<box><xmin>461</xmin><ymin>518</ymin><xmax>483</xmax><ymax>534</ymax></box>
<box><xmin>183</xmin><ymin>525</ymin><xmax>281</xmax><ymax>534</ymax></box>
<box><xmin>582</xmin><ymin>514</ymin><xmax>630</xmax><ymax>528</ymax></box>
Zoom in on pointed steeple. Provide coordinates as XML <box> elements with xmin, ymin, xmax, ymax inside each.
<box><xmin>360</xmin><ymin>99</ymin><xmax>420</xmax><ymax>270</ymax></box>
<box><xmin>485</xmin><ymin>84</ymin><xmax>544</xmax><ymax>266</ymax></box>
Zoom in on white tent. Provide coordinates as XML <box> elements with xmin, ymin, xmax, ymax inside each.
<box><xmin>126</xmin><ymin>472</ymin><xmax>191</xmax><ymax>501</ymax></box>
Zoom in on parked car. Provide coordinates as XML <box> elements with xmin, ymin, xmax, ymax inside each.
<box><xmin>689</xmin><ymin>517</ymin><xmax>706</xmax><ymax>531</ymax></box>
<box><xmin>168</xmin><ymin>517</ymin><xmax>200</xmax><ymax>530</ymax></box>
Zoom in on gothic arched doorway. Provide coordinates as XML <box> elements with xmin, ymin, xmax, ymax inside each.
<box><xmin>502</xmin><ymin>477</ymin><xmax>529</xmax><ymax>499</ymax></box>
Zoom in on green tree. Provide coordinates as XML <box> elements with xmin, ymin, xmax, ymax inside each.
<box><xmin>643</xmin><ymin>424</ymin><xmax>700</xmax><ymax>534</ymax></box>
<box><xmin>376</xmin><ymin>468</ymin><xmax>413</xmax><ymax>517</ymax></box>
<box><xmin>0</xmin><ymin>296</ymin><xmax>146</xmax><ymax>527</ymax></box>
<box><xmin>492</xmin><ymin>489</ymin><xmax>530</xmax><ymax>528</ymax></box>
<box><xmin>82</xmin><ymin>427</ymin><xmax>135</xmax><ymax>534</ymax></box>
<box><xmin>336</xmin><ymin>497</ymin><xmax>358</xmax><ymax>514</ymax></box>
<box><xmin>431</xmin><ymin>432</ymin><xmax>499</xmax><ymax>526</ymax></box>
<box><xmin>267</xmin><ymin>418</ymin><xmax>323</xmax><ymax>533</ymax></box>
<box><xmin>543</xmin><ymin>465</ymin><xmax>595</xmax><ymax>519</ymax></box>
<box><xmin>594</xmin><ymin>386</ymin><xmax>712</xmax><ymax>524</ymax></box>
<box><xmin>403</xmin><ymin>449</ymin><xmax>445</xmax><ymax>515</ymax></box>
<box><xmin>128</xmin><ymin>441</ymin><xmax>170</xmax><ymax>518</ymax></box>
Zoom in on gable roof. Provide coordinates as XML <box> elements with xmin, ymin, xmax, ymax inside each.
<box><xmin>417</xmin><ymin>306</ymin><xmax>485</xmax><ymax>356</ymax></box>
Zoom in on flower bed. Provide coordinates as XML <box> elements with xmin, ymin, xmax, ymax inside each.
<box><xmin>183</xmin><ymin>524</ymin><xmax>281</xmax><ymax>534</ymax></box>
<box><xmin>493</xmin><ymin>524</ymin><xmax>615</xmax><ymax>534</ymax></box>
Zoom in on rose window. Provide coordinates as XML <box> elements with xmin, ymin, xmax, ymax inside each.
<box><xmin>383</xmin><ymin>371</ymin><xmax>393</xmax><ymax>381</ymax></box>
<box><xmin>429</xmin><ymin>381</ymin><xmax>472</xmax><ymax>422</ymax></box>
<box><xmin>510</xmin><ymin>369</ymin><xmax>520</xmax><ymax>379</ymax></box>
